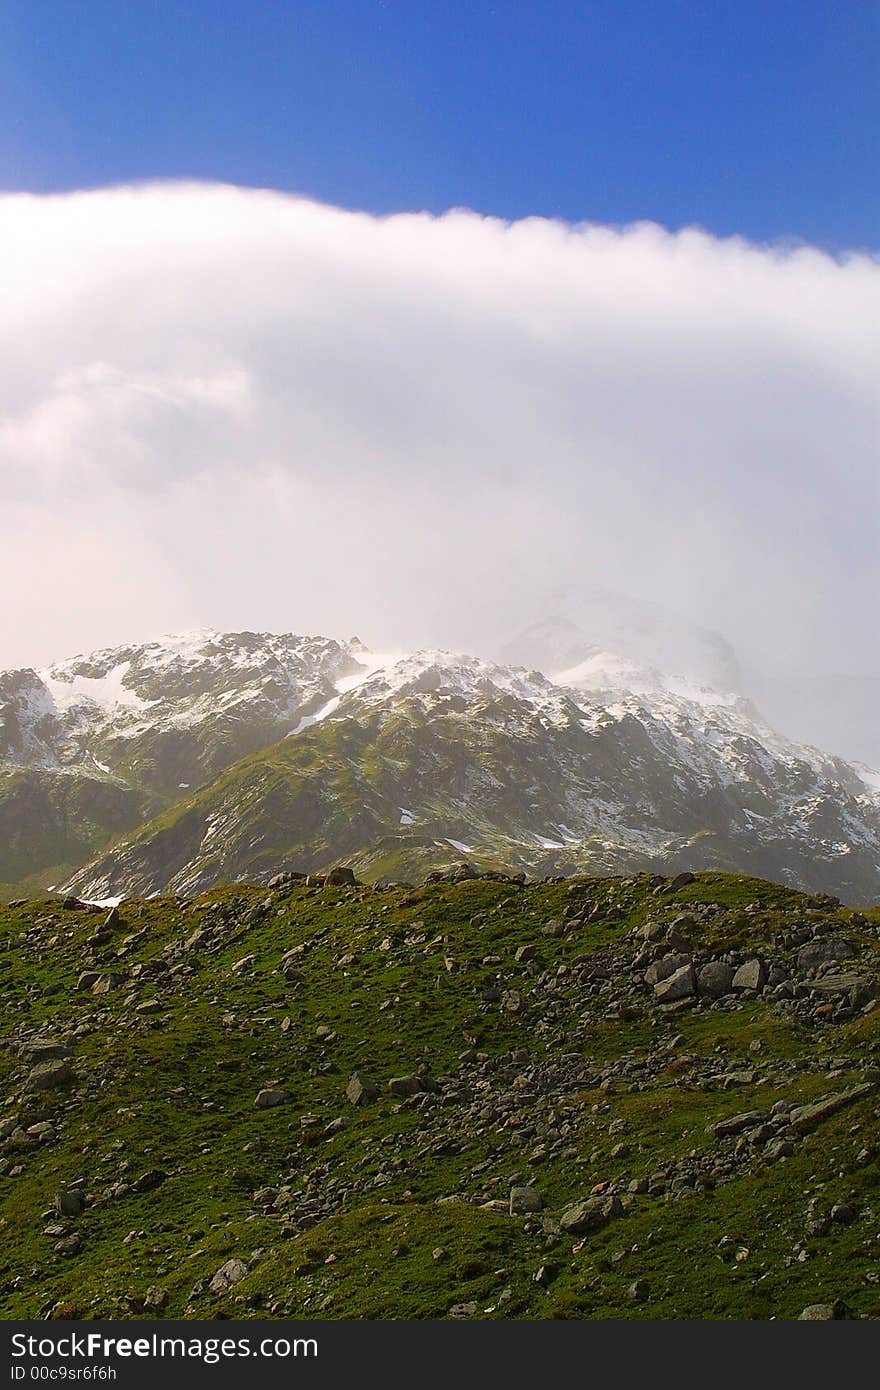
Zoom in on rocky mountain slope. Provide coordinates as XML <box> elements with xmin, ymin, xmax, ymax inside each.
<box><xmin>0</xmin><ymin>631</ymin><xmax>369</xmax><ymax>889</ymax></box>
<box><xmin>63</xmin><ymin>650</ymin><xmax>880</xmax><ymax>905</ymax></box>
<box><xmin>1</xmin><ymin>870</ymin><xmax>878</xmax><ymax>1319</ymax></box>
<box><xmin>3</xmin><ymin>628</ymin><xmax>880</xmax><ymax>904</ymax></box>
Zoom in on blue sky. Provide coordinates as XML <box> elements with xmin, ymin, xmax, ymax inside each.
<box><xmin>1</xmin><ymin>0</ymin><xmax>876</xmax><ymax>248</ymax></box>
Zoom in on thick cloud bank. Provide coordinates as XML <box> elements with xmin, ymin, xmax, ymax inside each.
<box><xmin>1</xmin><ymin>183</ymin><xmax>877</xmax><ymax>709</ymax></box>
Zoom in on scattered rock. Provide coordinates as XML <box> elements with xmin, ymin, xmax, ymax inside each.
<box><xmin>697</xmin><ymin>961</ymin><xmax>735</xmax><ymax>998</ymax></box>
<box><xmin>654</xmin><ymin>963</ymin><xmax>696</xmax><ymax>1003</ymax></box>
<box><xmin>388</xmin><ymin>1075</ymin><xmax>426</xmax><ymax>1098</ymax></box>
<box><xmin>55</xmin><ymin>1189</ymin><xmax>85</xmax><ymax>1217</ymax></box>
<box><xmin>25</xmin><ymin>1060</ymin><xmax>73</xmax><ymax>1093</ymax></box>
<box><xmin>732</xmin><ymin>959</ymin><xmax>766</xmax><ymax>993</ymax></box>
<box><xmin>559</xmin><ymin>1195</ymin><xmax>621</xmax><ymax>1235</ymax></box>
<box><xmin>209</xmin><ymin>1258</ymin><xmax>248</xmax><ymax>1294</ymax></box>
<box><xmin>346</xmin><ymin>1073</ymin><xmax>379</xmax><ymax>1106</ymax></box>
<box><xmin>509</xmin><ymin>1186</ymin><xmax>544</xmax><ymax>1215</ymax></box>
<box><xmin>254</xmin><ymin>1088</ymin><xmax>293</xmax><ymax>1109</ymax></box>
<box><xmin>325</xmin><ymin>865</ymin><xmax>357</xmax><ymax>887</ymax></box>
<box><xmin>799</xmin><ymin>1303</ymin><xmax>843</xmax><ymax>1320</ymax></box>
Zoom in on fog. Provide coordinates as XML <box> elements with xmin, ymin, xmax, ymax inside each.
<box><xmin>0</xmin><ymin>183</ymin><xmax>877</xmax><ymax>757</ymax></box>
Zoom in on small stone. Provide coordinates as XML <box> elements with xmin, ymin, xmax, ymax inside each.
<box><xmin>509</xmin><ymin>1186</ymin><xmax>544</xmax><ymax>1215</ymax></box>
<box><xmin>799</xmin><ymin>1303</ymin><xmax>842</xmax><ymax>1320</ymax></box>
<box><xmin>209</xmin><ymin>1258</ymin><xmax>248</xmax><ymax>1294</ymax></box>
<box><xmin>254</xmin><ymin>1088</ymin><xmax>292</xmax><ymax>1109</ymax></box>
<box><xmin>346</xmin><ymin>1073</ymin><xmax>379</xmax><ymax>1106</ymax></box>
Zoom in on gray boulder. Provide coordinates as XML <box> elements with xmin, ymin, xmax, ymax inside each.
<box><xmin>732</xmin><ymin>959</ymin><xmax>766</xmax><ymax>992</ymax></box>
<box><xmin>654</xmin><ymin>963</ymin><xmax>696</xmax><ymax>1003</ymax></box>
<box><xmin>209</xmin><ymin>1258</ymin><xmax>248</xmax><ymax>1294</ymax></box>
<box><xmin>644</xmin><ymin>953</ymin><xmax>690</xmax><ymax>987</ymax></box>
<box><xmin>509</xmin><ymin>1186</ymin><xmax>544</xmax><ymax>1215</ymax></box>
<box><xmin>55</xmin><ymin>1188</ymin><xmax>85</xmax><ymax>1217</ymax></box>
<box><xmin>698</xmin><ymin>960</ymin><xmax>735</xmax><ymax>998</ymax></box>
<box><xmin>560</xmin><ymin>1195</ymin><xmax>621</xmax><ymax>1235</ymax></box>
<box><xmin>797</xmin><ymin>937</ymin><xmax>856</xmax><ymax>972</ymax></box>
<box><xmin>25</xmin><ymin>1060</ymin><xmax>73</xmax><ymax>1092</ymax></box>
<box><xmin>346</xmin><ymin>1073</ymin><xmax>379</xmax><ymax>1106</ymax></box>
<box><xmin>388</xmin><ymin>1075</ymin><xmax>425</xmax><ymax>1098</ymax></box>
<box><xmin>799</xmin><ymin>1303</ymin><xmax>842</xmax><ymax>1320</ymax></box>
<box><xmin>254</xmin><ymin>1087</ymin><xmax>292</xmax><ymax>1109</ymax></box>
<box><xmin>326</xmin><ymin>865</ymin><xmax>357</xmax><ymax>887</ymax></box>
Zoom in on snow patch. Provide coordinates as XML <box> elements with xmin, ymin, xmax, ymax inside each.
<box><xmin>288</xmin><ymin>694</ymin><xmax>341</xmax><ymax>736</ymax></box>
<box><xmin>856</xmin><ymin>765</ymin><xmax>880</xmax><ymax>796</ymax></box>
<box><xmin>42</xmin><ymin>660</ymin><xmax>152</xmax><ymax>715</ymax></box>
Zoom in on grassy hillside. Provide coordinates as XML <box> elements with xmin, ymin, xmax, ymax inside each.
<box><xmin>0</xmin><ymin>767</ymin><xmax>160</xmax><ymax>889</ymax></box>
<box><xmin>1</xmin><ymin>870</ymin><xmax>878</xmax><ymax>1320</ymax></box>
<box><xmin>65</xmin><ymin>702</ymin><xmax>880</xmax><ymax>904</ymax></box>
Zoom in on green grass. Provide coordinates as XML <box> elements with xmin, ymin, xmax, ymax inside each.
<box><xmin>1</xmin><ymin>871</ymin><xmax>878</xmax><ymax>1319</ymax></box>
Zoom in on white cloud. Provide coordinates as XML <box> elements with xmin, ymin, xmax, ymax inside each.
<box><xmin>0</xmin><ymin>182</ymin><xmax>877</xmax><ymax>701</ymax></box>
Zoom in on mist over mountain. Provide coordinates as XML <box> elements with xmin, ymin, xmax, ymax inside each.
<box><xmin>748</xmin><ymin>671</ymin><xmax>880</xmax><ymax>771</ymax></box>
<box><xmin>1</xmin><ymin>185</ymin><xmax>878</xmax><ymax>772</ymax></box>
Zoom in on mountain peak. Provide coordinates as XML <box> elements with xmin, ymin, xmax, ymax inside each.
<box><xmin>2</xmin><ymin>623</ymin><xmax>879</xmax><ymax>905</ymax></box>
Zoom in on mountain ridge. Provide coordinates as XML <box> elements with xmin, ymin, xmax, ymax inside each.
<box><xmin>2</xmin><ymin>627</ymin><xmax>879</xmax><ymax>904</ymax></box>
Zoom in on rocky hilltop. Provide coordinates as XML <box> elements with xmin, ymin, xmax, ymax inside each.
<box><xmin>1</xmin><ymin>870</ymin><xmax>878</xmax><ymax>1319</ymax></box>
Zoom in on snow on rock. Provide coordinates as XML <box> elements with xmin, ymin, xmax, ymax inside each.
<box><xmin>8</xmin><ymin>624</ymin><xmax>880</xmax><ymax>905</ymax></box>
<box><xmin>42</xmin><ymin>659</ymin><xmax>152</xmax><ymax>716</ymax></box>
<box><xmin>3</xmin><ymin>630</ymin><xmax>367</xmax><ymax>780</ymax></box>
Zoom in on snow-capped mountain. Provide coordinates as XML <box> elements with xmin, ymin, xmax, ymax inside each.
<box><xmin>0</xmin><ymin>630</ymin><xmax>369</xmax><ymax>889</ymax></box>
<box><xmin>38</xmin><ymin>638</ymin><xmax>880</xmax><ymax>906</ymax></box>
<box><xmin>0</xmin><ymin>629</ymin><xmax>367</xmax><ymax>792</ymax></box>
<box><xmin>2</xmin><ymin>624</ymin><xmax>879</xmax><ymax>902</ymax></box>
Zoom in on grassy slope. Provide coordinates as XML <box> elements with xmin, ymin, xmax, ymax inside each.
<box><xmin>0</xmin><ymin>871</ymin><xmax>878</xmax><ymax>1320</ymax></box>
<box><xmin>0</xmin><ymin>767</ymin><xmax>161</xmax><ymax>892</ymax></box>
<box><xmin>66</xmin><ymin>704</ymin><xmax>880</xmax><ymax>904</ymax></box>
